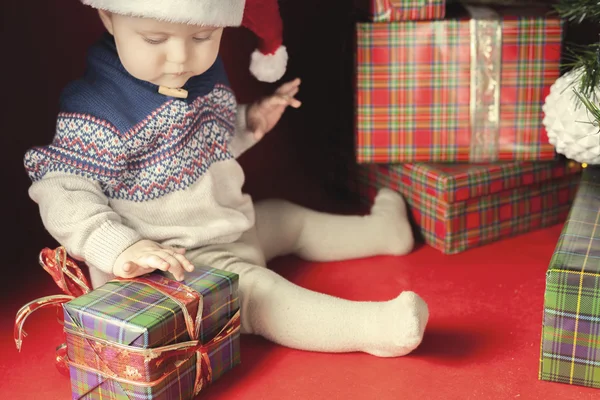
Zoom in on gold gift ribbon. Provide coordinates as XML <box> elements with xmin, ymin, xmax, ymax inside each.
<box><xmin>465</xmin><ymin>5</ymin><xmax>502</xmax><ymax>162</ymax></box>
<box><xmin>63</xmin><ymin>308</ymin><xmax>241</xmax><ymax>393</ymax></box>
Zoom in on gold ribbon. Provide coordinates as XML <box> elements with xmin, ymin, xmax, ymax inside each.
<box><xmin>15</xmin><ymin>247</ymin><xmax>92</xmax><ymax>353</ymax></box>
<box><xmin>63</xmin><ymin>307</ymin><xmax>240</xmax><ymax>394</ymax></box>
<box><xmin>14</xmin><ymin>295</ymin><xmax>75</xmax><ymax>352</ymax></box>
<box><xmin>465</xmin><ymin>5</ymin><xmax>502</xmax><ymax>162</ymax></box>
<box><xmin>372</xmin><ymin>0</ymin><xmax>393</xmax><ymax>21</ymax></box>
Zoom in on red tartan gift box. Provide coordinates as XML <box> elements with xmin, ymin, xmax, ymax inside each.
<box><xmin>345</xmin><ymin>160</ymin><xmax>581</xmax><ymax>254</ymax></box>
<box><xmin>355</xmin><ymin>3</ymin><xmax>562</xmax><ymax>163</ymax></box>
<box><xmin>355</xmin><ymin>0</ymin><xmax>445</xmax><ymax>22</ymax></box>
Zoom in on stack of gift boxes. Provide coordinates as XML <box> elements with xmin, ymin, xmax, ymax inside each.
<box><xmin>338</xmin><ymin>0</ymin><xmax>598</xmax><ymax>390</ymax></box>
<box><xmin>343</xmin><ymin>0</ymin><xmax>582</xmax><ymax>255</ymax></box>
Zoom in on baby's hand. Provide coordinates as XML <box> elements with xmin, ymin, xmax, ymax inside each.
<box><xmin>246</xmin><ymin>78</ymin><xmax>302</xmax><ymax>140</ymax></box>
<box><xmin>113</xmin><ymin>240</ymin><xmax>194</xmax><ymax>281</ymax></box>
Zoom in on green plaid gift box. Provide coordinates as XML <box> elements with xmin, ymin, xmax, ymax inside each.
<box><xmin>355</xmin><ymin>3</ymin><xmax>562</xmax><ymax>163</ymax></box>
<box><xmin>540</xmin><ymin>167</ymin><xmax>600</xmax><ymax>389</ymax></box>
<box><xmin>63</xmin><ymin>267</ymin><xmax>240</xmax><ymax>399</ymax></box>
<box><xmin>345</xmin><ymin>160</ymin><xmax>581</xmax><ymax>254</ymax></box>
<box><xmin>355</xmin><ymin>0</ymin><xmax>445</xmax><ymax>22</ymax></box>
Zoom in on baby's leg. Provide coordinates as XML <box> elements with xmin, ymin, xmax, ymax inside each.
<box><xmin>255</xmin><ymin>188</ymin><xmax>414</xmax><ymax>262</ymax></box>
<box><xmin>188</xmin><ymin>236</ymin><xmax>428</xmax><ymax>357</ymax></box>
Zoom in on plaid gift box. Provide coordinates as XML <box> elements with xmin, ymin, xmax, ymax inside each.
<box><xmin>540</xmin><ymin>167</ymin><xmax>600</xmax><ymax>389</ymax></box>
<box><xmin>355</xmin><ymin>0</ymin><xmax>445</xmax><ymax>22</ymax></box>
<box><xmin>345</xmin><ymin>160</ymin><xmax>581</xmax><ymax>254</ymax></box>
<box><xmin>63</xmin><ymin>267</ymin><xmax>240</xmax><ymax>399</ymax></box>
<box><xmin>355</xmin><ymin>3</ymin><xmax>562</xmax><ymax>163</ymax></box>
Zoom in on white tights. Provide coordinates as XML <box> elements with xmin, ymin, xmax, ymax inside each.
<box><xmin>89</xmin><ymin>189</ymin><xmax>429</xmax><ymax>357</ymax></box>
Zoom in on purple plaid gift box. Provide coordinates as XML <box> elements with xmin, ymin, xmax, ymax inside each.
<box><xmin>540</xmin><ymin>167</ymin><xmax>600</xmax><ymax>389</ymax></box>
<box><xmin>63</xmin><ymin>267</ymin><xmax>241</xmax><ymax>399</ymax></box>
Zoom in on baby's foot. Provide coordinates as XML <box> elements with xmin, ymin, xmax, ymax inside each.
<box><xmin>369</xmin><ymin>188</ymin><xmax>414</xmax><ymax>255</ymax></box>
<box><xmin>364</xmin><ymin>291</ymin><xmax>429</xmax><ymax>357</ymax></box>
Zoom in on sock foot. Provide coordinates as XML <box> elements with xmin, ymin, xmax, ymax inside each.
<box><xmin>364</xmin><ymin>291</ymin><xmax>429</xmax><ymax>357</ymax></box>
<box><xmin>369</xmin><ymin>188</ymin><xmax>415</xmax><ymax>255</ymax></box>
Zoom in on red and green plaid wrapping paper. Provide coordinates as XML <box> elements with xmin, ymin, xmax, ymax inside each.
<box><xmin>355</xmin><ymin>0</ymin><xmax>445</xmax><ymax>21</ymax></box>
<box><xmin>540</xmin><ymin>167</ymin><xmax>600</xmax><ymax>389</ymax></box>
<box><xmin>355</xmin><ymin>5</ymin><xmax>562</xmax><ymax>163</ymax></box>
<box><xmin>346</xmin><ymin>160</ymin><xmax>581</xmax><ymax>254</ymax></box>
<box><xmin>64</xmin><ymin>266</ymin><xmax>240</xmax><ymax>399</ymax></box>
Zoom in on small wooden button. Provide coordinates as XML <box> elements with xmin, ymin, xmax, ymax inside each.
<box><xmin>158</xmin><ymin>86</ymin><xmax>188</xmax><ymax>99</ymax></box>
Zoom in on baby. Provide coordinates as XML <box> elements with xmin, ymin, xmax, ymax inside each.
<box><xmin>25</xmin><ymin>0</ymin><xmax>428</xmax><ymax>357</ymax></box>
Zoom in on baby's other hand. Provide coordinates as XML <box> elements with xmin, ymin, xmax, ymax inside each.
<box><xmin>113</xmin><ymin>240</ymin><xmax>194</xmax><ymax>281</ymax></box>
<box><xmin>247</xmin><ymin>78</ymin><xmax>302</xmax><ymax>140</ymax></box>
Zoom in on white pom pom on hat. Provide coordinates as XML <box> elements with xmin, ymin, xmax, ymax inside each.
<box><xmin>81</xmin><ymin>0</ymin><xmax>288</xmax><ymax>82</ymax></box>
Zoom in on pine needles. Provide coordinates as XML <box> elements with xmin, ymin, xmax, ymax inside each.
<box><xmin>555</xmin><ymin>1</ymin><xmax>600</xmax><ymax>126</ymax></box>
<box><xmin>554</xmin><ymin>0</ymin><xmax>600</xmax><ymax>23</ymax></box>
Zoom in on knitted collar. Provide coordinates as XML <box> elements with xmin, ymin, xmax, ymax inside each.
<box><xmin>87</xmin><ymin>33</ymin><xmax>219</xmax><ymax>101</ymax></box>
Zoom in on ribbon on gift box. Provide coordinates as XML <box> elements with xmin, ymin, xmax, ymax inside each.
<box><xmin>14</xmin><ymin>247</ymin><xmax>91</xmax><ymax>376</ymax></box>
<box><xmin>465</xmin><ymin>4</ymin><xmax>502</xmax><ymax>162</ymax></box>
<box><xmin>372</xmin><ymin>0</ymin><xmax>394</xmax><ymax>21</ymax></box>
<box><xmin>14</xmin><ymin>247</ymin><xmax>240</xmax><ymax>396</ymax></box>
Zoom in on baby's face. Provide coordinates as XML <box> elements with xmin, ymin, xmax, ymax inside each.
<box><xmin>100</xmin><ymin>11</ymin><xmax>223</xmax><ymax>88</ymax></box>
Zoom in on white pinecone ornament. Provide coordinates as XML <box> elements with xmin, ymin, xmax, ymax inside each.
<box><xmin>542</xmin><ymin>68</ymin><xmax>600</xmax><ymax>166</ymax></box>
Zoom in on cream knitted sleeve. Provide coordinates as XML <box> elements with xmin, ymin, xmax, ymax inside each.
<box><xmin>24</xmin><ymin>112</ymin><xmax>143</xmax><ymax>274</ymax></box>
<box><xmin>28</xmin><ymin>173</ymin><xmax>142</xmax><ymax>274</ymax></box>
<box><xmin>228</xmin><ymin>104</ymin><xmax>259</xmax><ymax>158</ymax></box>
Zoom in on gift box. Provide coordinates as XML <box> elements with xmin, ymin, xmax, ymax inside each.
<box><xmin>539</xmin><ymin>167</ymin><xmax>600</xmax><ymax>389</ymax></box>
<box><xmin>60</xmin><ymin>268</ymin><xmax>240</xmax><ymax>399</ymax></box>
<box><xmin>345</xmin><ymin>160</ymin><xmax>581</xmax><ymax>254</ymax></box>
<box><xmin>355</xmin><ymin>3</ymin><xmax>562</xmax><ymax>163</ymax></box>
<box><xmin>355</xmin><ymin>0</ymin><xmax>445</xmax><ymax>22</ymax></box>
<box><xmin>14</xmin><ymin>248</ymin><xmax>242</xmax><ymax>400</ymax></box>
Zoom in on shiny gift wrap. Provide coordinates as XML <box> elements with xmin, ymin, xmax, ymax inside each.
<box><xmin>355</xmin><ymin>0</ymin><xmax>445</xmax><ymax>22</ymax></box>
<box><xmin>540</xmin><ymin>167</ymin><xmax>600</xmax><ymax>389</ymax></box>
<box><xmin>15</xmin><ymin>249</ymin><xmax>241</xmax><ymax>400</ymax></box>
<box><xmin>345</xmin><ymin>160</ymin><xmax>581</xmax><ymax>254</ymax></box>
<box><xmin>355</xmin><ymin>4</ymin><xmax>562</xmax><ymax>163</ymax></box>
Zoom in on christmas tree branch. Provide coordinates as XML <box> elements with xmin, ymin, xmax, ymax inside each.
<box><xmin>573</xmin><ymin>89</ymin><xmax>600</xmax><ymax>130</ymax></box>
<box><xmin>562</xmin><ymin>42</ymin><xmax>600</xmax><ymax>98</ymax></box>
<box><xmin>554</xmin><ymin>0</ymin><xmax>600</xmax><ymax>23</ymax></box>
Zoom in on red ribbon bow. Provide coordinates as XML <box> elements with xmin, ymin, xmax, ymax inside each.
<box><xmin>14</xmin><ymin>247</ymin><xmax>92</xmax><ymax>376</ymax></box>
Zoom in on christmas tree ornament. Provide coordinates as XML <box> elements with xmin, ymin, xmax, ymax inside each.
<box><xmin>542</xmin><ymin>67</ymin><xmax>600</xmax><ymax>166</ymax></box>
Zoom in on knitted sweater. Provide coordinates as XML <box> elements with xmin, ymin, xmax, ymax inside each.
<box><xmin>24</xmin><ymin>34</ymin><xmax>258</xmax><ymax>274</ymax></box>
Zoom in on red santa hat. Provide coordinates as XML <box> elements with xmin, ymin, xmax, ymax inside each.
<box><xmin>81</xmin><ymin>0</ymin><xmax>288</xmax><ymax>83</ymax></box>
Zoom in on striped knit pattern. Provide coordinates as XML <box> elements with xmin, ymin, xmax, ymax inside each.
<box><xmin>345</xmin><ymin>161</ymin><xmax>581</xmax><ymax>254</ymax></box>
<box><xmin>357</xmin><ymin>0</ymin><xmax>445</xmax><ymax>21</ymax></box>
<box><xmin>540</xmin><ymin>167</ymin><xmax>600</xmax><ymax>389</ymax></box>
<box><xmin>64</xmin><ymin>267</ymin><xmax>240</xmax><ymax>399</ymax></box>
<box><xmin>355</xmin><ymin>9</ymin><xmax>562</xmax><ymax>163</ymax></box>
<box><xmin>24</xmin><ymin>85</ymin><xmax>237</xmax><ymax>203</ymax></box>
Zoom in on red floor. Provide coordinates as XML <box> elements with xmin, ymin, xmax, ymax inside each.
<box><xmin>2</xmin><ymin>223</ymin><xmax>598</xmax><ymax>399</ymax></box>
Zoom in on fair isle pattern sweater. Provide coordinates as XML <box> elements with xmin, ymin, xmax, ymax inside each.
<box><xmin>24</xmin><ymin>34</ymin><xmax>257</xmax><ymax>274</ymax></box>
